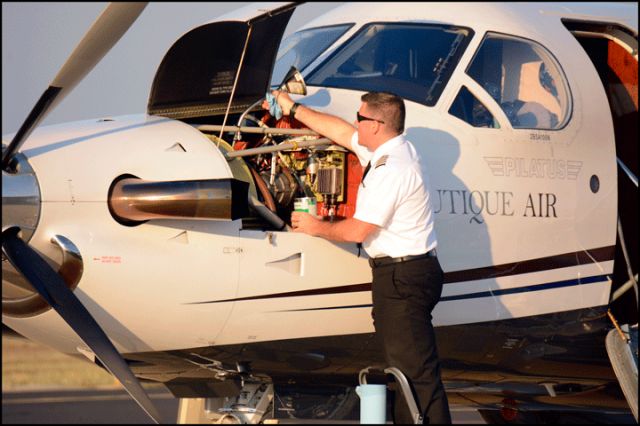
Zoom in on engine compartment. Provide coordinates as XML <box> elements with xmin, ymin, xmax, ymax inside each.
<box><xmin>200</xmin><ymin>112</ymin><xmax>364</xmax><ymax>229</ymax></box>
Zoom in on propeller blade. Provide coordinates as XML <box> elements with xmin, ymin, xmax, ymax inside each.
<box><xmin>2</xmin><ymin>228</ymin><xmax>163</xmax><ymax>424</ymax></box>
<box><xmin>2</xmin><ymin>2</ymin><xmax>147</xmax><ymax>171</ymax></box>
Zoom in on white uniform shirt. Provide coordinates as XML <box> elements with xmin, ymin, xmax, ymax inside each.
<box><xmin>351</xmin><ymin>132</ymin><xmax>437</xmax><ymax>258</ymax></box>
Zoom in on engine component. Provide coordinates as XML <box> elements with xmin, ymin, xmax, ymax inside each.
<box><xmin>306</xmin><ymin>154</ymin><xmax>319</xmax><ymax>177</ymax></box>
<box><xmin>246</xmin><ymin>145</ymin><xmax>352</xmax><ymax>221</ymax></box>
<box><xmin>317</xmin><ymin>167</ymin><xmax>343</xmax><ymax>220</ymax></box>
<box><xmin>259</xmin><ymin>169</ymin><xmax>298</xmax><ymax>208</ymax></box>
<box><xmin>211</xmin><ymin>114</ymin><xmax>363</xmax><ymax>226</ymax></box>
<box><xmin>317</xmin><ymin>167</ymin><xmax>343</xmax><ymax>196</ymax></box>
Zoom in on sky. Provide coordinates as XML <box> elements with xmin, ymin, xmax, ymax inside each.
<box><xmin>1</xmin><ymin>2</ymin><xmax>341</xmax><ymax>135</ymax></box>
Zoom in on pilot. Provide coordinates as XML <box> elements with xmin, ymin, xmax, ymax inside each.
<box><xmin>270</xmin><ymin>90</ymin><xmax>451</xmax><ymax>424</ymax></box>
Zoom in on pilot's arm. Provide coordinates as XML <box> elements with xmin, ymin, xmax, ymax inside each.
<box><xmin>271</xmin><ymin>90</ymin><xmax>355</xmax><ymax>149</ymax></box>
<box><xmin>291</xmin><ymin>212</ymin><xmax>378</xmax><ymax>243</ymax></box>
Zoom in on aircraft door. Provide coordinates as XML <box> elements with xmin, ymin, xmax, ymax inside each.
<box><xmin>564</xmin><ymin>21</ymin><xmax>638</xmax><ymax>323</ymax></box>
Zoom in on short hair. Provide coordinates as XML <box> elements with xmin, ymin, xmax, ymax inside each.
<box><xmin>361</xmin><ymin>91</ymin><xmax>406</xmax><ymax>134</ymax></box>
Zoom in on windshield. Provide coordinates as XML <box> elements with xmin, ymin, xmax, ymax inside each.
<box><xmin>271</xmin><ymin>24</ymin><xmax>353</xmax><ymax>85</ymax></box>
<box><xmin>306</xmin><ymin>23</ymin><xmax>473</xmax><ymax>106</ymax></box>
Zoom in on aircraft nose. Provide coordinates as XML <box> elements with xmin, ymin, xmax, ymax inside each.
<box><xmin>1</xmin><ymin>152</ymin><xmax>41</xmax><ymax>242</ymax></box>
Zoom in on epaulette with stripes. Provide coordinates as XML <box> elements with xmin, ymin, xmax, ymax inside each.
<box><xmin>375</xmin><ymin>155</ymin><xmax>389</xmax><ymax>169</ymax></box>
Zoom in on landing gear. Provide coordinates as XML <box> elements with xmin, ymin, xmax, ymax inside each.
<box><xmin>176</xmin><ymin>381</ymin><xmax>359</xmax><ymax>423</ymax></box>
<box><xmin>177</xmin><ymin>383</ymin><xmax>274</xmax><ymax>424</ymax></box>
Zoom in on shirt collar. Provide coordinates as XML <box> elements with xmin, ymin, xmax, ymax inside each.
<box><xmin>370</xmin><ymin>134</ymin><xmax>405</xmax><ymax>165</ymax></box>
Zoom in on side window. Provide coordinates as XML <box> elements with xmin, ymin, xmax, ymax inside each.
<box><xmin>467</xmin><ymin>33</ymin><xmax>571</xmax><ymax>130</ymax></box>
<box><xmin>449</xmin><ymin>86</ymin><xmax>499</xmax><ymax>128</ymax></box>
<box><xmin>307</xmin><ymin>23</ymin><xmax>472</xmax><ymax>106</ymax></box>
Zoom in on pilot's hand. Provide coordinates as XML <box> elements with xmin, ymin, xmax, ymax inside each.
<box><xmin>271</xmin><ymin>90</ymin><xmax>295</xmax><ymax>116</ymax></box>
<box><xmin>291</xmin><ymin>211</ymin><xmax>319</xmax><ymax>236</ymax></box>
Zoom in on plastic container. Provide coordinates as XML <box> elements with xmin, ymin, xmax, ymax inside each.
<box><xmin>293</xmin><ymin>197</ymin><xmax>317</xmax><ymax>217</ymax></box>
<box><xmin>356</xmin><ymin>384</ymin><xmax>387</xmax><ymax>424</ymax></box>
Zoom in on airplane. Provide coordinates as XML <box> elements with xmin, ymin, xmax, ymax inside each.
<box><xmin>2</xmin><ymin>2</ymin><xmax>638</xmax><ymax>424</ymax></box>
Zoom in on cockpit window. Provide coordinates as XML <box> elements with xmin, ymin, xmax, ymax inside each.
<box><xmin>306</xmin><ymin>23</ymin><xmax>473</xmax><ymax>106</ymax></box>
<box><xmin>467</xmin><ymin>33</ymin><xmax>571</xmax><ymax>130</ymax></box>
<box><xmin>272</xmin><ymin>24</ymin><xmax>353</xmax><ymax>85</ymax></box>
<box><xmin>449</xmin><ymin>86</ymin><xmax>499</xmax><ymax>128</ymax></box>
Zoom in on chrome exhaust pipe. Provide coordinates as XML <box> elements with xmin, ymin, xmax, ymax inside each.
<box><xmin>108</xmin><ymin>176</ymin><xmax>249</xmax><ymax>224</ymax></box>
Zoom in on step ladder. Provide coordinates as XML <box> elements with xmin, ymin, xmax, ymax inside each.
<box><xmin>359</xmin><ymin>366</ymin><xmax>422</xmax><ymax>424</ymax></box>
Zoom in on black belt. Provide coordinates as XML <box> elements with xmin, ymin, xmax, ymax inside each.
<box><xmin>368</xmin><ymin>249</ymin><xmax>437</xmax><ymax>268</ymax></box>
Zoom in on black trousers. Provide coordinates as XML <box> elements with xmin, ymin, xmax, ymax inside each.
<box><xmin>371</xmin><ymin>256</ymin><xmax>451</xmax><ymax>424</ymax></box>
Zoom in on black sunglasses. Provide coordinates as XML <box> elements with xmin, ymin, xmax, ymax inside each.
<box><xmin>357</xmin><ymin>112</ymin><xmax>385</xmax><ymax>124</ymax></box>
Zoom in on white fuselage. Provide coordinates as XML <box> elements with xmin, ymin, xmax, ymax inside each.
<box><xmin>3</xmin><ymin>2</ymin><xmax>626</xmax><ymax>357</ymax></box>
